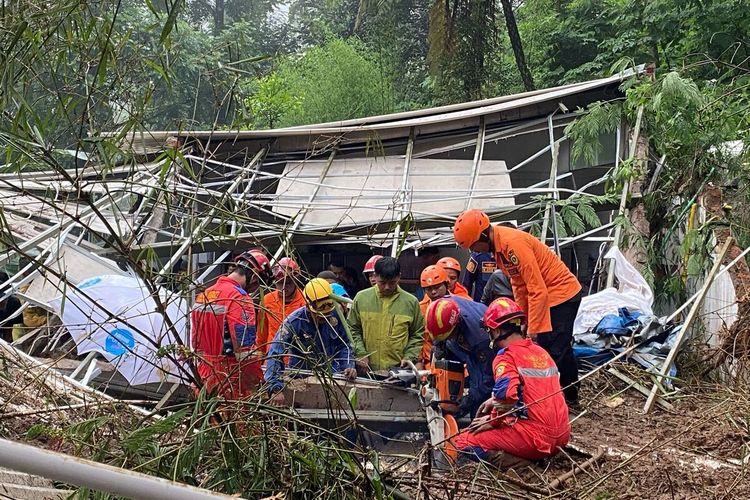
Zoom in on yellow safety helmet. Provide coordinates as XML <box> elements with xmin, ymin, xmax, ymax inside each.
<box><xmin>303</xmin><ymin>278</ymin><xmax>335</xmax><ymax>314</ymax></box>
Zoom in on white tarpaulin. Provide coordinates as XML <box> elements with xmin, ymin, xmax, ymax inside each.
<box><xmin>49</xmin><ymin>275</ymin><xmax>188</xmax><ymax>386</ymax></box>
<box><xmin>574</xmin><ymin>247</ymin><xmax>654</xmax><ymax>335</ymax></box>
<box><xmin>273</xmin><ymin>157</ymin><xmax>512</xmax><ymax>227</ymax></box>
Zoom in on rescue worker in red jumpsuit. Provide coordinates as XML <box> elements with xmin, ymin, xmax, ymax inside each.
<box><xmin>453</xmin><ymin>209</ymin><xmax>582</xmax><ymax>404</ymax></box>
<box><xmin>453</xmin><ymin>298</ymin><xmax>570</xmax><ymax>465</ymax></box>
<box><xmin>191</xmin><ymin>249</ymin><xmax>271</xmax><ymax>399</ymax></box>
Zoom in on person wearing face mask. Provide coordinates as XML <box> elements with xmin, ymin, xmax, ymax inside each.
<box><xmin>347</xmin><ymin>257</ymin><xmax>424</xmax><ymax>374</ymax></box>
<box><xmin>257</xmin><ymin>257</ymin><xmax>306</xmax><ymax>355</ymax></box>
<box><xmin>424</xmin><ymin>297</ymin><xmax>494</xmax><ymax>419</ymax></box>
<box><xmin>191</xmin><ymin>248</ymin><xmax>272</xmax><ymax>399</ymax></box>
<box><xmin>451</xmin><ymin>298</ymin><xmax>570</xmax><ymax>466</ymax></box>
<box><xmin>265</xmin><ymin>278</ymin><xmax>357</xmax><ymax>406</ymax></box>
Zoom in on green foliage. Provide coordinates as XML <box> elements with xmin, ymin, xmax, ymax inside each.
<box><xmin>244</xmin><ymin>73</ymin><xmax>301</xmax><ymax>129</ymax></box>
<box><xmin>529</xmin><ymin>194</ymin><xmax>610</xmax><ymax>238</ymax></box>
<box><xmin>247</xmin><ymin>38</ymin><xmax>394</xmax><ymax>127</ymax></box>
<box><xmin>565</xmin><ymin>101</ymin><xmax>623</xmax><ymax>165</ymax></box>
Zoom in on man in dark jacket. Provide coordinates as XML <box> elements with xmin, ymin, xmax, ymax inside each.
<box><xmin>424</xmin><ymin>296</ymin><xmax>494</xmax><ymax>419</ymax></box>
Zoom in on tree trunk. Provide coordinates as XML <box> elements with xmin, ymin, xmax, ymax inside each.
<box><xmin>214</xmin><ymin>0</ymin><xmax>225</xmax><ymax>34</ymax></box>
<box><xmin>499</xmin><ymin>0</ymin><xmax>535</xmax><ymax>91</ymax></box>
<box><xmin>622</xmin><ymin>135</ymin><xmax>650</xmax><ymax>273</ymax></box>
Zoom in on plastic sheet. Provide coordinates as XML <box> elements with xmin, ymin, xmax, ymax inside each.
<box><xmin>574</xmin><ymin>247</ymin><xmax>654</xmax><ymax>335</ymax></box>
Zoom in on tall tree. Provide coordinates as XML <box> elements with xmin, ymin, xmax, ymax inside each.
<box><xmin>500</xmin><ymin>0</ymin><xmax>534</xmax><ymax>90</ymax></box>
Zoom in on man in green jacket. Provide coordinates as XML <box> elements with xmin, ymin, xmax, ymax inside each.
<box><xmin>347</xmin><ymin>256</ymin><xmax>425</xmax><ymax>373</ymax></box>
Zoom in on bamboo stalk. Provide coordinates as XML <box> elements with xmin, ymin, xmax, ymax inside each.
<box><xmin>643</xmin><ymin>237</ymin><xmax>733</xmax><ymax>413</ymax></box>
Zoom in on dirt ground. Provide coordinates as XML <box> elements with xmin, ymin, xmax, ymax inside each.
<box><xmin>3</xmin><ymin>342</ymin><xmax>749</xmax><ymax>499</ymax></box>
<box><xmin>381</xmin><ymin>363</ymin><xmax>750</xmax><ymax>499</ymax></box>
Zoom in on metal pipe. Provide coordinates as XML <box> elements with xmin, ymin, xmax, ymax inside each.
<box><xmin>539</xmin><ymin>113</ymin><xmax>562</xmax><ymax>255</ymax></box>
<box><xmin>0</xmin><ymin>438</ymin><xmax>237</xmax><ymax>499</ymax></box>
<box><xmin>464</xmin><ymin>116</ymin><xmax>486</xmax><ymax>210</ymax></box>
<box><xmin>606</xmin><ymin>106</ymin><xmax>644</xmax><ymax>288</ymax></box>
<box><xmin>391</xmin><ymin>128</ymin><xmax>415</xmax><ymax>257</ymax></box>
<box><xmin>158</xmin><ymin>148</ymin><xmax>266</xmax><ymax>277</ymax></box>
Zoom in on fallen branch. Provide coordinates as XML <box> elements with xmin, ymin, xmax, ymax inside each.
<box><xmin>549</xmin><ymin>448</ymin><xmax>605</xmax><ymax>489</ymax></box>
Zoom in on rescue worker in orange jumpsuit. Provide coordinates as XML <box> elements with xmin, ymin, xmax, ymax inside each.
<box><xmin>257</xmin><ymin>257</ymin><xmax>306</xmax><ymax>355</ymax></box>
<box><xmin>436</xmin><ymin>257</ymin><xmax>471</xmax><ymax>298</ymax></box>
<box><xmin>362</xmin><ymin>255</ymin><xmax>383</xmax><ymax>287</ymax></box>
<box><xmin>417</xmin><ymin>265</ymin><xmax>470</xmax><ymax>365</ymax></box>
<box><xmin>191</xmin><ymin>249</ymin><xmax>271</xmax><ymax>399</ymax></box>
<box><xmin>453</xmin><ymin>298</ymin><xmax>570</xmax><ymax>465</ymax></box>
<box><xmin>453</xmin><ymin>209</ymin><xmax>582</xmax><ymax>404</ymax></box>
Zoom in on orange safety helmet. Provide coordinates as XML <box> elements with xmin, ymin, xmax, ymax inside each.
<box><xmin>363</xmin><ymin>255</ymin><xmax>384</xmax><ymax>275</ymax></box>
<box><xmin>272</xmin><ymin>257</ymin><xmax>300</xmax><ymax>279</ymax></box>
<box><xmin>437</xmin><ymin>256</ymin><xmax>461</xmax><ymax>274</ymax></box>
<box><xmin>420</xmin><ymin>265</ymin><xmax>449</xmax><ymax>287</ymax></box>
<box><xmin>453</xmin><ymin>209</ymin><xmax>491</xmax><ymax>249</ymax></box>
<box><xmin>425</xmin><ymin>298</ymin><xmax>461</xmax><ymax>342</ymax></box>
<box><xmin>483</xmin><ymin>297</ymin><xmax>526</xmax><ymax>330</ymax></box>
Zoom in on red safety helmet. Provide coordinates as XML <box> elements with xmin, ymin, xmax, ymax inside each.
<box><xmin>483</xmin><ymin>298</ymin><xmax>526</xmax><ymax>330</ymax></box>
<box><xmin>437</xmin><ymin>256</ymin><xmax>461</xmax><ymax>274</ymax></box>
<box><xmin>272</xmin><ymin>257</ymin><xmax>300</xmax><ymax>279</ymax></box>
<box><xmin>363</xmin><ymin>255</ymin><xmax>384</xmax><ymax>275</ymax></box>
<box><xmin>425</xmin><ymin>298</ymin><xmax>461</xmax><ymax>342</ymax></box>
<box><xmin>420</xmin><ymin>265</ymin><xmax>449</xmax><ymax>287</ymax></box>
<box><xmin>235</xmin><ymin>249</ymin><xmax>271</xmax><ymax>278</ymax></box>
<box><xmin>453</xmin><ymin>209</ymin><xmax>491</xmax><ymax>249</ymax></box>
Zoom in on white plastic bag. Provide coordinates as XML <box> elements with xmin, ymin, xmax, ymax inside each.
<box><xmin>573</xmin><ymin>247</ymin><xmax>654</xmax><ymax>335</ymax></box>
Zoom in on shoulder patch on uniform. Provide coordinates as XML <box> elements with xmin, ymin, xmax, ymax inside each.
<box><xmin>466</xmin><ymin>258</ymin><xmax>477</xmax><ymax>273</ymax></box>
<box><xmin>508</xmin><ymin>250</ymin><xmax>519</xmax><ymax>267</ymax></box>
<box><xmin>495</xmin><ymin>363</ymin><xmax>506</xmax><ymax>377</ymax></box>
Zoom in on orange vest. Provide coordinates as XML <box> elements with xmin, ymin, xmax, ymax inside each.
<box><xmin>258</xmin><ymin>289</ymin><xmax>306</xmax><ymax>354</ymax></box>
<box><xmin>492</xmin><ymin>225</ymin><xmax>581</xmax><ymax>334</ymax></box>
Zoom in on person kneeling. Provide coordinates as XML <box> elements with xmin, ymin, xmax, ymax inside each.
<box><xmin>453</xmin><ymin>298</ymin><xmax>570</xmax><ymax>466</ymax></box>
<box><xmin>265</xmin><ymin>278</ymin><xmax>357</xmax><ymax>406</ymax></box>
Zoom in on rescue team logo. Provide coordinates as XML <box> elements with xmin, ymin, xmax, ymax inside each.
<box><xmin>495</xmin><ymin>363</ymin><xmax>506</xmax><ymax>377</ymax></box>
<box><xmin>197</xmin><ymin>289</ymin><xmax>221</xmax><ymax>303</ymax></box>
<box><xmin>466</xmin><ymin>258</ymin><xmax>477</xmax><ymax>273</ymax></box>
<box><xmin>481</xmin><ymin>261</ymin><xmax>496</xmax><ymax>273</ymax></box>
<box><xmin>527</xmin><ymin>354</ymin><xmax>549</xmax><ymax>369</ymax></box>
<box><xmin>508</xmin><ymin>250</ymin><xmax>519</xmax><ymax>267</ymax></box>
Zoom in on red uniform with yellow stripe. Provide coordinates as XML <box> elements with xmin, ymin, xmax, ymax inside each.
<box><xmin>453</xmin><ymin>338</ymin><xmax>570</xmax><ymax>460</ymax></box>
<box><xmin>191</xmin><ymin>276</ymin><xmax>262</xmax><ymax>399</ymax></box>
<box><xmin>492</xmin><ymin>226</ymin><xmax>581</xmax><ymax>335</ymax></box>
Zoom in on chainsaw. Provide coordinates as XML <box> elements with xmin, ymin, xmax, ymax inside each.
<box><xmin>395</xmin><ymin>359</ymin><xmax>464</xmax><ymax>467</ymax></box>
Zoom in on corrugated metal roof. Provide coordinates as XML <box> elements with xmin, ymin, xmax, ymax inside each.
<box><xmin>115</xmin><ymin>70</ymin><xmax>635</xmax><ymax>154</ymax></box>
